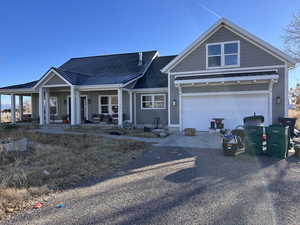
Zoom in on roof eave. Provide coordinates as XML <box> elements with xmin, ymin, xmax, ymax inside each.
<box><xmin>0</xmin><ymin>88</ymin><xmax>37</xmax><ymax>94</ymax></box>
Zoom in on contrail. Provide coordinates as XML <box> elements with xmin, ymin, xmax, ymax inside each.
<box><xmin>198</xmin><ymin>3</ymin><xmax>222</xmax><ymax>19</ymax></box>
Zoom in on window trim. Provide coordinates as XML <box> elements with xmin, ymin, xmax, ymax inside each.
<box><xmin>206</xmin><ymin>40</ymin><xmax>240</xmax><ymax>69</ymax></box>
<box><xmin>98</xmin><ymin>95</ymin><xmax>118</xmax><ymax>115</ymax></box>
<box><xmin>141</xmin><ymin>94</ymin><xmax>166</xmax><ymax>110</ymax></box>
<box><xmin>49</xmin><ymin>96</ymin><xmax>58</xmax><ymax>116</ymax></box>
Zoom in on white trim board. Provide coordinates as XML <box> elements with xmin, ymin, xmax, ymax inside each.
<box><xmin>174</xmin><ymin>75</ymin><xmax>279</xmax><ymax>85</ymax></box>
<box><xmin>0</xmin><ymin>89</ymin><xmax>38</xmax><ymax>94</ymax></box>
<box><xmin>284</xmin><ymin>63</ymin><xmax>288</xmax><ymax>116</ymax></box>
<box><xmin>168</xmin><ymin>72</ymin><xmax>171</xmax><ymax>126</ymax></box>
<box><xmin>34</xmin><ymin>68</ymin><xmax>72</xmax><ymax>89</ymax></box>
<box><xmin>43</xmin><ymin>84</ymin><xmax>70</xmax><ymax>88</ymax></box>
<box><xmin>161</xmin><ymin>18</ymin><xmax>296</xmax><ymax>73</ymax></box>
<box><xmin>173</xmin><ymin>67</ymin><xmax>280</xmax><ymax>78</ymax></box>
<box><xmin>79</xmin><ymin>84</ymin><xmax>122</xmax><ymax>90</ymax></box>
<box><xmin>132</xmin><ymin>88</ymin><xmax>168</xmax><ymax>93</ymax></box>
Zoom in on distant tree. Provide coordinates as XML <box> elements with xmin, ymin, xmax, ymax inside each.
<box><xmin>284</xmin><ymin>12</ymin><xmax>300</xmax><ymax>62</ymax></box>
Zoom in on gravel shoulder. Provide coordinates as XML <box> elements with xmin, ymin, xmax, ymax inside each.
<box><xmin>1</xmin><ymin>146</ymin><xmax>300</xmax><ymax>225</ymax></box>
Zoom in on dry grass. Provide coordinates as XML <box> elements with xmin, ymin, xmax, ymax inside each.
<box><xmin>288</xmin><ymin>109</ymin><xmax>300</xmax><ymax>130</ymax></box>
<box><xmin>0</xmin><ymin>129</ymin><xmax>148</xmax><ymax>220</ymax></box>
<box><xmin>65</xmin><ymin>126</ymin><xmax>160</xmax><ymax>138</ymax></box>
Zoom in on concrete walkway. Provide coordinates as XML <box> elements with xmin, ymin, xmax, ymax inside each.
<box><xmin>155</xmin><ymin>131</ymin><xmax>222</xmax><ymax>149</ymax></box>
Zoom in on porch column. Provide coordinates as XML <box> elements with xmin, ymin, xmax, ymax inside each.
<box><xmin>19</xmin><ymin>95</ymin><xmax>23</xmax><ymax>121</ymax></box>
<box><xmin>11</xmin><ymin>94</ymin><xmax>16</xmax><ymax>124</ymax></box>
<box><xmin>39</xmin><ymin>88</ymin><xmax>45</xmax><ymax>125</ymax></box>
<box><xmin>129</xmin><ymin>91</ymin><xmax>133</xmax><ymax>123</ymax></box>
<box><xmin>118</xmin><ymin>88</ymin><xmax>123</xmax><ymax>127</ymax></box>
<box><xmin>75</xmin><ymin>89</ymin><xmax>81</xmax><ymax>124</ymax></box>
<box><xmin>45</xmin><ymin>88</ymin><xmax>50</xmax><ymax>124</ymax></box>
<box><xmin>70</xmin><ymin>86</ymin><xmax>76</xmax><ymax>125</ymax></box>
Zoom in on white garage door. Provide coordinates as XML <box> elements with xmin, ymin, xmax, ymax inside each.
<box><xmin>181</xmin><ymin>93</ymin><xmax>269</xmax><ymax>131</ymax></box>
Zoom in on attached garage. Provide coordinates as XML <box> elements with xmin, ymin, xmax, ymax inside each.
<box><xmin>175</xmin><ymin>73</ymin><xmax>279</xmax><ymax>131</ymax></box>
<box><xmin>181</xmin><ymin>92</ymin><xmax>271</xmax><ymax>131</ymax></box>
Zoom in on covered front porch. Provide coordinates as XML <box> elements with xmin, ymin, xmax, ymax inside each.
<box><xmin>38</xmin><ymin>86</ymin><xmax>130</xmax><ymax>126</ymax></box>
<box><xmin>0</xmin><ymin>68</ymin><xmax>134</xmax><ymax>127</ymax></box>
<box><xmin>0</xmin><ymin>81</ymin><xmax>38</xmax><ymax>124</ymax></box>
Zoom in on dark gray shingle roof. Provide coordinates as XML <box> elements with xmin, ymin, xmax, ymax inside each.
<box><xmin>134</xmin><ymin>55</ymin><xmax>176</xmax><ymax>89</ymax></box>
<box><xmin>0</xmin><ymin>80</ymin><xmax>38</xmax><ymax>90</ymax></box>
<box><xmin>57</xmin><ymin>50</ymin><xmax>158</xmax><ymax>85</ymax></box>
<box><xmin>0</xmin><ymin>51</ymin><xmax>158</xmax><ymax>90</ymax></box>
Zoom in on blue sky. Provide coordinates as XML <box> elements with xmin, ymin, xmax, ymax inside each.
<box><xmin>0</xmin><ymin>0</ymin><xmax>299</xmax><ymax>105</ymax></box>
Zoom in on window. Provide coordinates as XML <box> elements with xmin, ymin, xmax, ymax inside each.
<box><xmin>207</xmin><ymin>41</ymin><xmax>239</xmax><ymax>68</ymax></box>
<box><xmin>49</xmin><ymin>97</ymin><xmax>58</xmax><ymax>115</ymax></box>
<box><xmin>141</xmin><ymin>94</ymin><xmax>166</xmax><ymax>110</ymax></box>
<box><xmin>99</xmin><ymin>96</ymin><xmax>118</xmax><ymax>114</ymax></box>
<box><xmin>100</xmin><ymin>96</ymin><xmax>109</xmax><ymax>114</ymax></box>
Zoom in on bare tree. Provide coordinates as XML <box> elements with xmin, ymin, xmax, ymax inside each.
<box><xmin>284</xmin><ymin>12</ymin><xmax>300</xmax><ymax>62</ymax></box>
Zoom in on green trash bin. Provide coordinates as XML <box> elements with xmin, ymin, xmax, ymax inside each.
<box><xmin>244</xmin><ymin>126</ymin><xmax>264</xmax><ymax>155</ymax></box>
<box><xmin>266</xmin><ymin>125</ymin><xmax>289</xmax><ymax>159</ymax></box>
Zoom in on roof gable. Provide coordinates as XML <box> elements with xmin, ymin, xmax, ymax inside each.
<box><xmin>44</xmin><ymin>74</ymin><xmax>68</xmax><ymax>86</ymax></box>
<box><xmin>162</xmin><ymin>18</ymin><xmax>296</xmax><ymax>73</ymax></box>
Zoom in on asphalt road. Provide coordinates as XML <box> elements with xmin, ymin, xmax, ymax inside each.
<box><xmin>1</xmin><ymin>146</ymin><xmax>300</xmax><ymax>225</ymax></box>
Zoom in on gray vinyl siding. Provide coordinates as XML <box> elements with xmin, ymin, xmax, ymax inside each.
<box><xmin>44</xmin><ymin>74</ymin><xmax>67</xmax><ymax>85</ymax></box>
<box><xmin>135</xmin><ymin>92</ymin><xmax>168</xmax><ymax>126</ymax></box>
<box><xmin>171</xmin><ymin>27</ymin><xmax>284</xmax><ymax>73</ymax></box>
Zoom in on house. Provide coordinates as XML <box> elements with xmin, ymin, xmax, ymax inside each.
<box><xmin>0</xmin><ymin>18</ymin><xmax>296</xmax><ymax>131</ymax></box>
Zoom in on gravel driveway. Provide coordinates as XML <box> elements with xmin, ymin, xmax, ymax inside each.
<box><xmin>1</xmin><ymin>146</ymin><xmax>300</xmax><ymax>225</ymax></box>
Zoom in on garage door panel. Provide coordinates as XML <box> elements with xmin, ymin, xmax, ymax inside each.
<box><xmin>182</xmin><ymin>94</ymin><xmax>269</xmax><ymax>131</ymax></box>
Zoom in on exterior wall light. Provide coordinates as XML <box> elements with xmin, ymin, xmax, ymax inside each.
<box><xmin>276</xmin><ymin>96</ymin><xmax>281</xmax><ymax>104</ymax></box>
<box><xmin>172</xmin><ymin>99</ymin><xmax>177</xmax><ymax>107</ymax></box>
